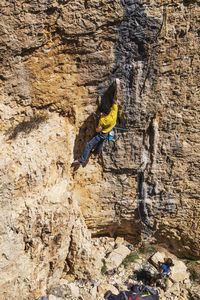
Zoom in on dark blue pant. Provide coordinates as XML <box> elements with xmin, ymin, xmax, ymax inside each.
<box><xmin>79</xmin><ymin>132</ymin><xmax>108</xmax><ymax>163</ymax></box>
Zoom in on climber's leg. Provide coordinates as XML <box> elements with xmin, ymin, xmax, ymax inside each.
<box><xmin>95</xmin><ymin>139</ymin><xmax>104</xmax><ymax>154</ymax></box>
<box><xmin>79</xmin><ymin>135</ymin><xmax>100</xmax><ymax>163</ymax></box>
<box><xmin>94</xmin><ymin>132</ymin><xmax>109</xmax><ymax>154</ymax></box>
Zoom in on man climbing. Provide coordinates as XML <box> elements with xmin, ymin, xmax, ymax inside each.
<box><xmin>72</xmin><ymin>78</ymin><xmax>120</xmax><ymax>165</ymax></box>
<box><xmin>154</xmin><ymin>257</ymin><xmax>174</xmax><ymax>291</ymax></box>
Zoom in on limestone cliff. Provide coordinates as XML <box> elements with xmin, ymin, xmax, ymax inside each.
<box><xmin>0</xmin><ymin>0</ymin><xmax>199</xmax><ymax>298</ymax></box>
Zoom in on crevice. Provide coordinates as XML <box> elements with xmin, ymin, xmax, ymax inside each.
<box><xmin>53</xmin><ymin>233</ymin><xmax>62</xmax><ymax>246</ymax></box>
<box><xmin>58</xmin><ymin>0</ymin><xmax>73</xmax><ymax>4</ymax></box>
<box><xmin>31</xmin><ymin>102</ymin><xmax>56</xmax><ymax>110</ymax></box>
<box><xmin>24</xmin><ymin>236</ymin><xmax>33</xmax><ymax>252</ymax></box>
<box><xmin>63</xmin><ymin>230</ymin><xmax>74</xmax><ymax>275</ymax></box>
<box><xmin>84</xmin><ymin>0</ymin><xmax>88</xmax><ymax>9</ymax></box>
<box><xmin>103</xmin><ymin>168</ymin><xmax>136</xmax><ymax>175</ymax></box>
<box><xmin>55</xmin><ymin>19</ymin><xmax>121</xmax><ymax>39</ymax></box>
<box><xmin>146</xmin><ymin>117</ymin><xmax>155</xmax><ymax>166</ymax></box>
<box><xmin>16</xmin><ymin>44</ymin><xmax>46</xmax><ymax>57</ymax></box>
<box><xmin>0</xmin><ymin>74</ymin><xmax>7</xmax><ymax>81</ymax></box>
<box><xmin>183</xmin><ymin>0</ymin><xmax>197</xmax><ymax>6</ymax></box>
<box><xmin>77</xmin><ymin>79</ymin><xmax>104</xmax><ymax>87</ymax></box>
<box><xmin>44</xmin><ymin>6</ymin><xmax>57</xmax><ymax>15</ymax></box>
<box><xmin>49</xmin><ymin>261</ymin><xmax>54</xmax><ymax>276</ymax></box>
<box><xmin>56</xmin><ymin>161</ymin><xmax>65</xmax><ymax>177</ymax></box>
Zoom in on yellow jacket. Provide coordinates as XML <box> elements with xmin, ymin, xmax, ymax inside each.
<box><xmin>98</xmin><ymin>104</ymin><xmax>118</xmax><ymax>133</ymax></box>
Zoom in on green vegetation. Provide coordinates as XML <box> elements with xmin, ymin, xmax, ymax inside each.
<box><xmin>183</xmin><ymin>259</ymin><xmax>200</xmax><ymax>266</ymax></box>
<box><xmin>178</xmin><ymin>257</ymin><xmax>200</xmax><ymax>266</ymax></box>
<box><xmin>101</xmin><ymin>258</ymin><xmax>107</xmax><ymax>274</ymax></box>
<box><xmin>64</xmin><ymin>293</ymin><xmax>70</xmax><ymax>298</ymax></box>
<box><xmin>121</xmin><ymin>250</ymin><xmax>140</xmax><ymax>268</ymax></box>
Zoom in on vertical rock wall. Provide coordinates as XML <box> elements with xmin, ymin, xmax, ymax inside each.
<box><xmin>0</xmin><ymin>0</ymin><xmax>199</xmax><ymax>298</ymax></box>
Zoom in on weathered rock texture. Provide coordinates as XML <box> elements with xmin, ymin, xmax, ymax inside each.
<box><xmin>0</xmin><ymin>0</ymin><xmax>199</xmax><ymax>298</ymax></box>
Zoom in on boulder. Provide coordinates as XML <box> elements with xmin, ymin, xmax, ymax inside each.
<box><xmin>67</xmin><ymin>282</ymin><xmax>79</xmax><ymax>298</ymax></box>
<box><xmin>105</xmin><ymin>245</ymin><xmax>131</xmax><ymax>270</ymax></box>
<box><xmin>170</xmin><ymin>261</ymin><xmax>189</xmax><ymax>282</ymax></box>
<box><xmin>150</xmin><ymin>251</ymin><xmax>190</xmax><ymax>282</ymax></box>
<box><xmin>150</xmin><ymin>251</ymin><xmax>166</xmax><ymax>266</ymax></box>
<box><xmin>90</xmin><ymin>286</ymin><xmax>97</xmax><ymax>298</ymax></box>
<box><xmin>115</xmin><ymin>237</ymin><xmax>125</xmax><ymax>247</ymax></box>
<box><xmin>168</xmin><ymin>282</ymin><xmax>180</xmax><ymax>295</ymax></box>
<box><xmin>97</xmin><ymin>283</ymin><xmax>119</xmax><ymax>298</ymax></box>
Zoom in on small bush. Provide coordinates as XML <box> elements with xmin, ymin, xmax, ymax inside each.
<box><xmin>101</xmin><ymin>259</ymin><xmax>107</xmax><ymax>274</ymax></box>
<box><xmin>121</xmin><ymin>251</ymin><xmax>140</xmax><ymax>268</ymax></box>
<box><xmin>184</xmin><ymin>259</ymin><xmax>200</xmax><ymax>266</ymax></box>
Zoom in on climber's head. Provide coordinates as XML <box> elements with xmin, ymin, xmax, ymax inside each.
<box><xmin>165</xmin><ymin>258</ymin><xmax>174</xmax><ymax>267</ymax></box>
<box><xmin>99</xmin><ymin>103</ymin><xmax>111</xmax><ymax>115</ymax></box>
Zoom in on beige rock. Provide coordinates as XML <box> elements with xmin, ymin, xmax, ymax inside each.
<box><xmin>106</xmin><ymin>245</ymin><xmax>131</xmax><ymax>270</ymax></box>
<box><xmin>115</xmin><ymin>237</ymin><xmax>125</xmax><ymax>247</ymax></box>
<box><xmin>169</xmin><ymin>282</ymin><xmax>180</xmax><ymax>295</ymax></box>
<box><xmin>49</xmin><ymin>296</ymin><xmax>63</xmax><ymax>300</ymax></box>
<box><xmin>170</xmin><ymin>261</ymin><xmax>189</xmax><ymax>283</ymax></box>
<box><xmin>150</xmin><ymin>251</ymin><xmax>166</xmax><ymax>266</ymax></box>
<box><xmin>67</xmin><ymin>283</ymin><xmax>79</xmax><ymax>298</ymax></box>
<box><xmin>97</xmin><ymin>283</ymin><xmax>119</xmax><ymax>298</ymax></box>
<box><xmin>90</xmin><ymin>286</ymin><xmax>97</xmax><ymax>299</ymax></box>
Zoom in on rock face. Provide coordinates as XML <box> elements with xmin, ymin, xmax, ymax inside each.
<box><xmin>0</xmin><ymin>0</ymin><xmax>199</xmax><ymax>298</ymax></box>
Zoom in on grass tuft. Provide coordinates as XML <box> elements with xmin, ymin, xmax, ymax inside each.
<box><xmin>101</xmin><ymin>258</ymin><xmax>107</xmax><ymax>274</ymax></box>
<box><xmin>121</xmin><ymin>251</ymin><xmax>140</xmax><ymax>268</ymax></box>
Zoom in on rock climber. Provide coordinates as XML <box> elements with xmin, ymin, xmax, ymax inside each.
<box><xmin>154</xmin><ymin>257</ymin><xmax>174</xmax><ymax>291</ymax></box>
<box><xmin>72</xmin><ymin>78</ymin><xmax>120</xmax><ymax>165</ymax></box>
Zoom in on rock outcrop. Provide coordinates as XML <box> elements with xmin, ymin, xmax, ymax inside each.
<box><xmin>0</xmin><ymin>0</ymin><xmax>199</xmax><ymax>298</ymax></box>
